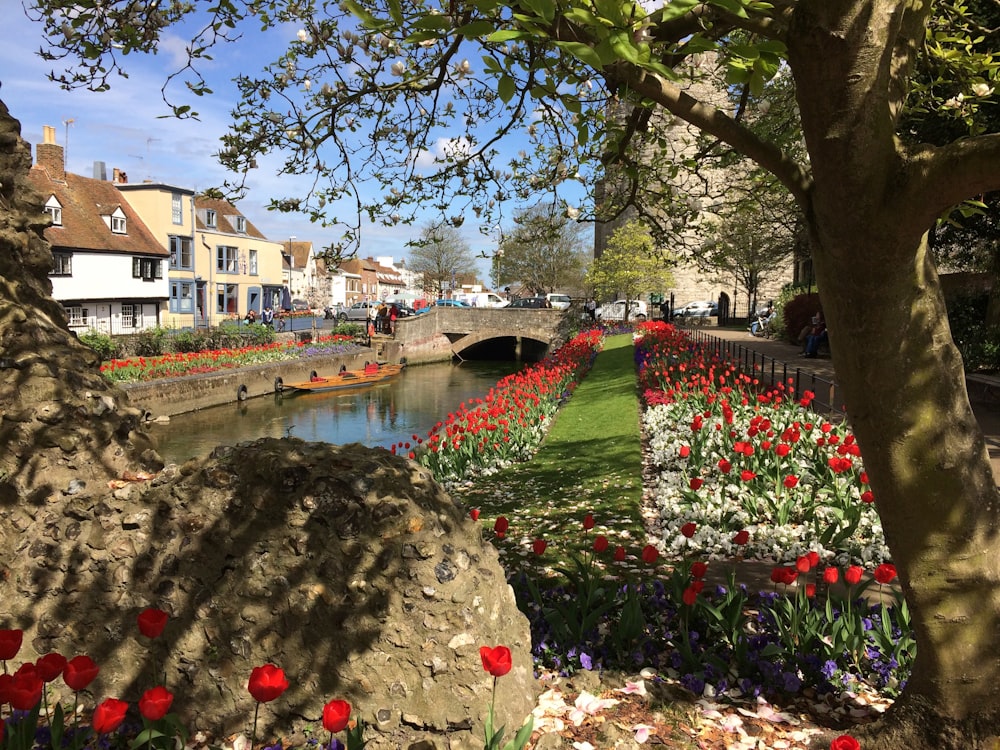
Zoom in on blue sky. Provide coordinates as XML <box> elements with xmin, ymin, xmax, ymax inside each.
<box><xmin>0</xmin><ymin>6</ymin><xmax>538</xmax><ymax>276</ymax></box>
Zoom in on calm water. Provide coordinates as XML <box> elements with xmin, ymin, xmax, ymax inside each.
<box><xmin>151</xmin><ymin>360</ymin><xmax>522</xmax><ymax>464</ymax></box>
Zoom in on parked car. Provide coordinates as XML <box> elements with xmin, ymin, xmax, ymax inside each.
<box><xmin>433</xmin><ymin>298</ymin><xmax>472</xmax><ymax>308</ymax></box>
<box><xmin>673</xmin><ymin>300</ymin><xmax>718</xmax><ymax>319</ymax></box>
<box><xmin>596</xmin><ymin>299</ymin><xmax>648</xmax><ymax>321</ymax></box>
<box><xmin>546</xmin><ymin>293</ymin><xmax>572</xmax><ymax>310</ymax></box>
<box><xmin>337</xmin><ymin>301</ymin><xmax>379</xmax><ymax>322</ymax></box>
<box><xmin>457</xmin><ymin>292</ymin><xmax>510</xmax><ymax>308</ymax></box>
<box><xmin>508</xmin><ymin>296</ymin><xmax>551</xmax><ymax>309</ymax></box>
<box><xmin>291</xmin><ymin>298</ymin><xmax>311</xmax><ymax>312</ymax></box>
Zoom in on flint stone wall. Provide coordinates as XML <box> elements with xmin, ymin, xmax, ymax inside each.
<box><xmin>0</xmin><ymin>439</ymin><xmax>537</xmax><ymax>750</ymax></box>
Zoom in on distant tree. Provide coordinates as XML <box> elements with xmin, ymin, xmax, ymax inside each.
<box><xmin>587</xmin><ymin>220</ymin><xmax>672</xmax><ymax>321</ymax></box>
<box><xmin>407</xmin><ymin>223</ymin><xmax>477</xmax><ymax>298</ymax></box>
<box><xmin>495</xmin><ymin>204</ymin><xmax>587</xmax><ymax>295</ymax></box>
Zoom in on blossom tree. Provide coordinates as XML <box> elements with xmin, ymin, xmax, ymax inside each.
<box><xmin>12</xmin><ymin>0</ymin><xmax>1000</xmax><ymax>744</ymax></box>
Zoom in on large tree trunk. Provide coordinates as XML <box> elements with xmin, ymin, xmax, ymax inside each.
<box><xmin>0</xmin><ymin>100</ymin><xmax>159</xmax><ymax>502</ymax></box>
<box><xmin>789</xmin><ymin>2</ymin><xmax>1000</xmax><ymax>746</ymax></box>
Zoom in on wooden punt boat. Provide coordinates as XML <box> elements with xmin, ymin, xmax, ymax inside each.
<box><xmin>280</xmin><ymin>362</ymin><xmax>405</xmax><ymax>393</ymax></box>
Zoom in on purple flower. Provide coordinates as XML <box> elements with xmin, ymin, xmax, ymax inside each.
<box><xmin>579</xmin><ymin>652</ymin><xmax>593</xmax><ymax>670</ymax></box>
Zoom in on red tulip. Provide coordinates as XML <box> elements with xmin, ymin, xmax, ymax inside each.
<box><xmin>479</xmin><ymin>645</ymin><xmax>512</xmax><ymax>677</ymax></box>
<box><xmin>844</xmin><ymin>565</ymin><xmax>863</xmax><ymax>585</ymax></box>
<box><xmin>0</xmin><ymin>629</ymin><xmax>23</xmax><ymax>661</ymax></box>
<box><xmin>532</xmin><ymin>539</ymin><xmax>547</xmax><ymax>556</ymax></box>
<box><xmin>641</xmin><ymin>545</ymin><xmax>659</xmax><ymax>564</ymax></box>
<box><xmin>732</xmin><ymin>530</ymin><xmax>750</xmax><ymax>546</ymax></box>
<box><xmin>874</xmin><ymin>563</ymin><xmax>898</xmax><ymax>585</ymax></box>
<box><xmin>248</xmin><ymin>664</ymin><xmax>289</xmax><ymax>703</ymax></box>
<box><xmin>860</xmin><ymin>490</ymin><xmax>875</xmax><ymax>504</ymax></box>
<box><xmin>137</xmin><ymin>608</ymin><xmax>169</xmax><ymax>639</ymax></box>
<box><xmin>682</xmin><ymin>585</ymin><xmax>698</xmax><ymax>606</ymax></box>
<box><xmin>690</xmin><ymin>561</ymin><xmax>708</xmax><ymax>579</ymax></box>
<box><xmin>139</xmin><ymin>686</ymin><xmax>174</xmax><ymax>721</ymax></box>
<box><xmin>592</xmin><ymin>535</ymin><xmax>609</xmax><ymax>553</ymax></box>
<box><xmin>582</xmin><ymin>513</ymin><xmax>595</xmax><ymax>530</ymax></box>
<box><xmin>822</xmin><ymin>567</ymin><xmax>840</xmax><ymax>585</ymax></box>
<box><xmin>689</xmin><ymin>477</ymin><xmax>704</xmax><ymax>490</ymax></box>
<box><xmin>93</xmin><ymin>697</ymin><xmax>130</xmax><ymax>734</ymax></box>
<box><xmin>796</xmin><ymin>555</ymin><xmax>812</xmax><ymax>574</ymax></box>
<box><xmin>0</xmin><ymin>674</ymin><xmax>14</xmax><ymax>705</ymax></box>
<box><xmin>493</xmin><ymin>516</ymin><xmax>509</xmax><ymax>534</ymax></box>
<box><xmin>9</xmin><ymin>670</ymin><xmax>43</xmax><ymax>711</ymax></box>
<box><xmin>63</xmin><ymin>655</ymin><xmax>100</xmax><ymax>692</ymax></box>
<box><xmin>613</xmin><ymin>546</ymin><xmax>626</xmax><ymax>562</ymax></box>
<box><xmin>829</xmin><ymin>735</ymin><xmax>860</xmax><ymax>750</ymax></box>
<box><xmin>783</xmin><ymin>475</ymin><xmax>799</xmax><ymax>489</ymax></box>
<box><xmin>469</xmin><ymin>509</ymin><xmax>480</xmax><ymax>521</ymax></box>
<box><xmin>740</xmin><ymin>469</ymin><xmax>756</xmax><ymax>482</ymax></box>
<box><xmin>35</xmin><ymin>653</ymin><xmax>68</xmax><ymax>683</ymax></box>
<box><xmin>679</xmin><ymin>445</ymin><xmax>691</xmax><ymax>458</ymax></box>
<box><xmin>806</xmin><ymin>583</ymin><xmax>817</xmax><ymax>598</ymax></box>
<box><xmin>680</xmin><ymin>522</ymin><xmax>697</xmax><ymax>538</ymax></box>
<box><xmin>322</xmin><ymin>699</ymin><xmax>351</xmax><ymax>733</ymax></box>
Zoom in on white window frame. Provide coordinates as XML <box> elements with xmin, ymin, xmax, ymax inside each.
<box><xmin>216</xmin><ymin>245</ymin><xmax>239</xmax><ymax>274</ymax></box>
<box><xmin>171</xmin><ymin>193</ymin><xmax>183</xmax><ymax>224</ymax></box>
<box><xmin>51</xmin><ymin>252</ymin><xmax>72</xmax><ymax>276</ymax></box>
<box><xmin>234</xmin><ymin>216</ymin><xmax>247</xmax><ymax>233</ymax></box>
<box><xmin>66</xmin><ymin>306</ymin><xmax>88</xmax><ymax>327</ymax></box>
<box><xmin>249</xmin><ymin>248</ymin><xmax>259</xmax><ymax>275</ymax></box>
<box><xmin>44</xmin><ymin>195</ymin><xmax>62</xmax><ymax>226</ymax></box>
<box><xmin>111</xmin><ymin>214</ymin><xmax>127</xmax><ymax>234</ymax></box>
<box><xmin>206</xmin><ymin>209</ymin><xmax>217</xmax><ymax>228</ymax></box>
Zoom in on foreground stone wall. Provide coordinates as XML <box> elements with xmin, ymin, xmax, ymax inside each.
<box><xmin>0</xmin><ymin>440</ymin><xmax>537</xmax><ymax>750</ymax></box>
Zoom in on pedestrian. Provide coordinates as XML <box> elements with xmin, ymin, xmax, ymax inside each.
<box><xmin>245</xmin><ymin>309</ymin><xmax>257</xmax><ymax>324</ymax></box>
<box><xmin>803</xmin><ymin>312</ymin><xmax>828</xmax><ymax>358</ymax></box>
<box><xmin>389</xmin><ymin>303</ymin><xmax>399</xmax><ymax>334</ymax></box>
<box><xmin>586</xmin><ymin>298</ymin><xmax>597</xmax><ymax>321</ymax></box>
<box><xmin>262</xmin><ymin>306</ymin><xmax>274</xmax><ymax>327</ymax></box>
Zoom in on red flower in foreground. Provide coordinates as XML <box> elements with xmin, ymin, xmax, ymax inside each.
<box><xmin>874</xmin><ymin>563</ymin><xmax>898</xmax><ymax>585</ymax></box>
<box><xmin>641</xmin><ymin>545</ymin><xmax>659</xmax><ymax>564</ymax></box>
<box><xmin>35</xmin><ymin>653</ymin><xmax>68</xmax><ymax>683</ymax></box>
<box><xmin>613</xmin><ymin>546</ymin><xmax>626</xmax><ymax>562</ymax></box>
<box><xmin>690</xmin><ymin>561</ymin><xmax>708</xmax><ymax>579</ymax></box>
<box><xmin>469</xmin><ymin>508</ymin><xmax>481</xmax><ymax>521</ymax></box>
<box><xmin>822</xmin><ymin>567</ymin><xmax>840</xmax><ymax>585</ymax></box>
<box><xmin>0</xmin><ymin>629</ymin><xmax>23</xmax><ymax>661</ymax></box>
<box><xmin>63</xmin><ymin>655</ymin><xmax>100</xmax><ymax>692</ymax></box>
<box><xmin>829</xmin><ymin>735</ymin><xmax>861</xmax><ymax>750</ymax></box>
<box><xmin>247</xmin><ymin>664</ymin><xmax>289</xmax><ymax>703</ymax></box>
<box><xmin>682</xmin><ymin>585</ymin><xmax>699</xmax><ymax>606</ymax></box>
<box><xmin>139</xmin><ymin>686</ymin><xmax>174</xmax><ymax>721</ymax></box>
<box><xmin>137</xmin><ymin>608</ymin><xmax>169</xmax><ymax>639</ymax></box>
<box><xmin>593</xmin><ymin>535</ymin><xmax>609</xmax><ymax>553</ymax></box>
<box><xmin>532</xmin><ymin>539</ymin><xmax>547</xmax><ymax>556</ymax></box>
<box><xmin>680</xmin><ymin>522</ymin><xmax>697</xmax><ymax>538</ymax></box>
<box><xmin>322</xmin><ymin>699</ymin><xmax>352</xmax><ymax>733</ymax></box>
<box><xmin>493</xmin><ymin>516</ymin><xmax>509</xmax><ymax>535</ymax></box>
<box><xmin>93</xmin><ymin>698</ymin><xmax>130</xmax><ymax>734</ymax></box>
<box><xmin>796</xmin><ymin>556</ymin><xmax>812</xmax><ymax>574</ymax></box>
<box><xmin>479</xmin><ymin>645</ymin><xmax>512</xmax><ymax>677</ymax></box>
<box><xmin>689</xmin><ymin>477</ymin><xmax>704</xmax><ymax>490</ymax></box>
<box><xmin>9</xmin><ymin>670</ymin><xmax>43</xmax><ymax>710</ymax></box>
<box><xmin>783</xmin><ymin>475</ymin><xmax>799</xmax><ymax>489</ymax></box>
<box><xmin>732</xmin><ymin>530</ymin><xmax>750</xmax><ymax>546</ymax></box>
<box><xmin>582</xmin><ymin>513</ymin><xmax>595</xmax><ymax>530</ymax></box>
<box><xmin>844</xmin><ymin>566</ymin><xmax>864</xmax><ymax>586</ymax></box>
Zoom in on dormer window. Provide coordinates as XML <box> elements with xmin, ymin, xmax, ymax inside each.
<box><xmin>44</xmin><ymin>195</ymin><xmax>62</xmax><ymax>226</ymax></box>
<box><xmin>206</xmin><ymin>209</ymin><xmax>217</xmax><ymax>228</ymax></box>
<box><xmin>111</xmin><ymin>215</ymin><xmax>126</xmax><ymax>233</ymax></box>
<box><xmin>234</xmin><ymin>216</ymin><xmax>246</xmax><ymax>233</ymax></box>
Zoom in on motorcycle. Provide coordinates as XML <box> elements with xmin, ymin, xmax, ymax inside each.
<box><xmin>749</xmin><ymin>309</ymin><xmax>774</xmax><ymax>338</ymax></box>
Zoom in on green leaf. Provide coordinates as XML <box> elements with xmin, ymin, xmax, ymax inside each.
<box><xmin>521</xmin><ymin>0</ymin><xmax>556</xmax><ymax>23</ymax></box>
<box><xmin>412</xmin><ymin>14</ymin><xmax>454</xmax><ymax>30</ymax></box>
<box><xmin>486</xmin><ymin>29</ymin><xmax>529</xmax><ymax>42</ymax></box>
<box><xmin>387</xmin><ymin>0</ymin><xmax>403</xmax><ymax>27</ymax></box>
<box><xmin>455</xmin><ymin>19</ymin><xmax>497</xmax><ymax>37</ymax></box>
<box><xmin>498</xmin><ymin>74</ymin><xmax>516</xmax><ymax>103</ymax></box>
<box><xmin>341</xmin><ymin>0</ymin><xmax>380</xmax><ymax>28</ymax></box>
<box><xmin>553</xmin><ymin>40</ymin><xmax>604</xmax><ymax>69</ymax></box>
<box><xmin>608</xmin><ymin>31</ymin><xmax>640</xmax><ymax>64</ymax></box>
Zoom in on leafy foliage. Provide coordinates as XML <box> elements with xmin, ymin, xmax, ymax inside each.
<box><xmin>586</xmin><ymin>219</ymin><xmax>672</xmax><ymax>314</ymax></box>
<box><xmin>494</xmin><ymin>203</ymin><xmax>587</xmax><ymax>294</ymax></box>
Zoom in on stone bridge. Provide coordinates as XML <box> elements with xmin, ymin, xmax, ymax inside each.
<box><xmin>376</xmin><ymin>307</ymin><xmax>573</xmax><ymax>365</ymax></box>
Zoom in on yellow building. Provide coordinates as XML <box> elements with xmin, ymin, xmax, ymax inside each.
<box><xmin>118</xmin><ymin>185</ymin><xmax>287</xmax><ymax>327</ymax></box>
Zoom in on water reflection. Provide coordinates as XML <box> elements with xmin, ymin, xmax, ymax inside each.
<box><xmin>151</xmin><ymin>360</ymin><xmax>521</xmax><ymax>464</ymax></box>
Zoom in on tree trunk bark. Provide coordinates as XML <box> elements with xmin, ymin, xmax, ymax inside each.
<box><xmin>0</xmin><ymin>100</ymin><xmax>158</xmax><ymax>502</ymax></box>
<box><xmin>789</xmin><ymin>2</ymin><xmax>1000</xmax><ymax>744</ymax></box>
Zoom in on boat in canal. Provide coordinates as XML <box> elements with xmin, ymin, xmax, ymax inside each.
<box><xmin>280</xmin><ymin>362</ymin><xmax>405</xmax><ymax>393</ymax></box>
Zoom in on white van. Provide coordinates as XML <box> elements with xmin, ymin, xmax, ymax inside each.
<box><xmin>458</xmin><ymin>292</ymin><xmax>510</xmax><ymax>308</ymax></box>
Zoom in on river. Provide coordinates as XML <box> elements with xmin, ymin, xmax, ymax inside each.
<box><xmin>150</xmin><ymin>360</ymin><xmax>522</xmax><ymax>464</ymax></box>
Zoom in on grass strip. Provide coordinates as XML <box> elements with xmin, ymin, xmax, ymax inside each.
<box><xmin>453</xmin><ymin>333</ymin><xmax>649</xmax><ymax>570</ymax></box>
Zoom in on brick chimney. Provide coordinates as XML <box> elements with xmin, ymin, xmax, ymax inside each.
<box><xmin>36</xmin><ymin>125</ymin><xmax>65</xmax><ymax>180</ymax></box>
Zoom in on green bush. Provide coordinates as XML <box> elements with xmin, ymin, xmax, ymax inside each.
<box><xmin>170</xmin><ymin>329</ymin><xmax>210</xmax><ymax>353</ymax></box>
<box><xmin>947</xmin><ymin>293</ymin><xmax>997</xmax><ymax>371</ymax></box>
<box><xmin>78</xmin><ymin>329</ymin><xmax>117</xmax><ymax>360</ymax></box>
<box><xmin>132</xmin><ymin>326</ymin><xmax>169</xmax><ymax>357</ymax></box>
<box><xmin>780</xmin><ymin>291</ymin><xmax>823</xmax><ymax>346</ymax></box>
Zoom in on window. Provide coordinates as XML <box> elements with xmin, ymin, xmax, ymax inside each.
<box><xmin>234</xmin><ymin>216</ymin><xmax>247</xmax><ymax>233</ymax></box>
<box><xmin>169</xmin><ymin>236</ymin><xmax>194</xmax><ymax>270</ymax></box>
<box><xmin>169</xmin><ymin>280</ymin><xmax>195</xmax><ymax>313</ymax></box>
<box><xmin>111</xmin><ymin>215</ymin><xmax>127</xmax><ymax>234</ymax></box>
<box><xmin>133</xmin><ymin>257</ymin><xmax>163</xmax><ymax>281</ymax></box>
<box><xmin>44</xmin><ymin>196</ymin><xmax>62</xmax><ymax>226</ymax></box>
<box><xmin>65</xmin><ymin>306</ymin><xmax>88</xmax><ymax>326</ymax></box>
<box><xmin>216</xmin><ymin>245</ymin><xmax>239</xmax><ymax>273</ymax></box>
<box><xmin>171</xmin><ymin>193</ymin><xmax>183</xmax><ymax>224</ymax></box>
<box><xmin>216</xmin><ymin>283</ymin><xmax>238</xmax><ymax>314</ymax></box>
<box><xmin>121</xmin><ymin>303</ymin><xmax>142</xmax><ymax>329</ymax></box>
<box><xmin>249</xmin><ymin>249</ymin><xmax>259</xmax><ymax>275</ymax></box>
<box><xmin>51</xmin><ymin>252</ymin><xmax>72</xmax><ymax>276</ymax></box>
<box><xmin>206</xmin><ymin>209</ymin><xmax>217</xmax><ymax>228</ymax></box>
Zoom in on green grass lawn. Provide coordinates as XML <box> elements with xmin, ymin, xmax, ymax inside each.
<box><xmin>451</xmin><ymin>334</ymin><xmax>651</xmax><ymax>573</ymax></box>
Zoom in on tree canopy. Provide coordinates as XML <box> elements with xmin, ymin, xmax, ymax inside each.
<box><xmin>587</xmin><ymin>219</ymin><xmax>672</xmax><ymax>315</ymax></box>
<box><xmin>407</xmin><ymin>222</ymin><xmax>477</xmax><ymax>296</ymax></box>
<box><xmin>493</xmin><ymin>204</ymin><xmax>587</xmax><ymax>294</ymax></box>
